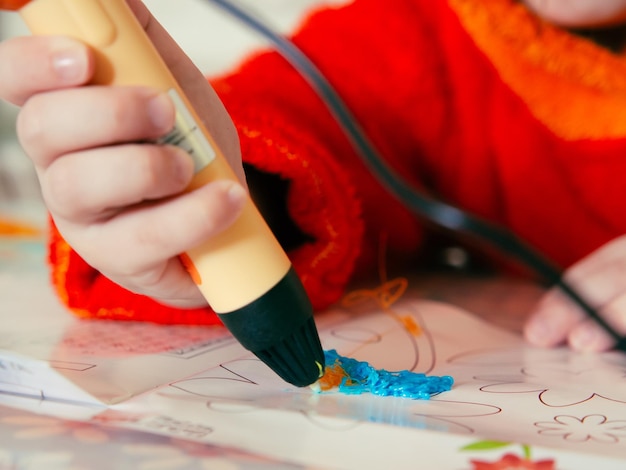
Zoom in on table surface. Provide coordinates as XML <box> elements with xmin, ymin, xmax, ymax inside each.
<box><xmin>0</xmin><ymin>259</ymin><xmax>551</xmax><ymax>469</ymax></box>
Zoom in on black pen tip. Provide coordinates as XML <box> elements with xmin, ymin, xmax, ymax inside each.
<box><xmin>254</xmin><ymin>316</ymin><xmax>325</xmax><ymax>387</ymax></box>
<box><xmin>217</xmin><ymin>266</ymin><xmax>325</xmax><ymax>387</ymax></box>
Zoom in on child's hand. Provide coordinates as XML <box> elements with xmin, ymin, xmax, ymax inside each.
<box><xmin>524</xmin><ymin>235</ymin><xmax>626</xmax><ymax>352</ymax></box>
<box><xmin>524</xmin><ymin>0</ymin><xmax>626</xmax><ymax>27</ymax></box>
<box><xmin>0</xmin><ymin>0</ymin><xmax>247</xmax><ymax>308</ymax></box>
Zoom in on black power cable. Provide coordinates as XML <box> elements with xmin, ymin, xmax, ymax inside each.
<box><xmin>205</xmin><ymin>0</ymin><xmax>626</xmax><ymax>350</ymax></box>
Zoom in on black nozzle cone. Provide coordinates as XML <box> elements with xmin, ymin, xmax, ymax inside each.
<box><xmin>217</xmin><ymin>267</ymin><xmax>325</xmax><ymax>387</ymax></box>
<box><xmin>253</xmin><ymin>316</ymin><xmax>324</xmax><ymax>387</ymax></box>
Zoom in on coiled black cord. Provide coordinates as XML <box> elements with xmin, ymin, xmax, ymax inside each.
<box><xmin>205</xmin><ymin>0</ymin><xmax>626</xmax><ymax>350</ymax></box>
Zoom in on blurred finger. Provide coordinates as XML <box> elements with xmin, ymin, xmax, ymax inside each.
<box><xmin>42</xmin><ymin>144</ymin><xmax>194</xmax><ymax>221</ymax></box>
<box><xmin>568</xmin><ymin>292</ymin><xmax>626</xmax><ymax>351</ymax></box>
<box><xmin>567</xmin><ymin>319</ymin><xmax>618</xmax><ymax>352</ymax></box>
<box><xmin>561</xmin><ymin>236</ymin><xmax>626</xmax><ymax>307</ymax></box>
<box><xmin>524</xmin><ymin>288</ymin><xmax>586</xmax><ymax>347</ymax></box>
<box><xmin>525</xmin><ymin>236</ymin><xmax>626</xmax><ymax>346</ymax></box>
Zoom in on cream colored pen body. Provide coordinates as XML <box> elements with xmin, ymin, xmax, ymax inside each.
<box><xmin>20</xmin><ymin>0</ymin><xmax>291</xmax><ymax>313</ymax></box>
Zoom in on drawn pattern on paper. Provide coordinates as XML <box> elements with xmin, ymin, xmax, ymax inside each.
<box><xmin>7</xmin><ymin>286</ymin><xmax>626</xmax><ymax>465</ymax></box>
<box><xmin>448</xmin><ymin>347</ymin><xmax>626</xmax><ymax>407</ymax></box>
<box><xmin>447</xmin><ymin>345</ymin><xmax>626</xmax><ymax>450</ymax></box>
<box><xmin>535</xmin><ymin>415</ymin><xmax>626</xmax><ymax>443</ymax></box>
<box><xmin>159</xmin><ymin>299</ymin><xmax>503</xmax><ymax>436</ymax></box>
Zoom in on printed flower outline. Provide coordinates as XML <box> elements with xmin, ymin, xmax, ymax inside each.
<box><xmin>449</xmin><ymin>347</ymin><xmax>626</xmax><ymax>407</ymax></box>
<box><xmin>482</xmin><ymin>365</ymin><xmax>626</xmax><ymax>407</ymax></box>
<box><xmin>535</xmin><ymin>414</ymin><xmax>626</xmax><ymax>443</ymax></box>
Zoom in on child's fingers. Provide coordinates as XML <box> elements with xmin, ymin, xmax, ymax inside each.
<box><xmin>115</xmin><ymin>256</ymin><xmax>209</xmax><ymax>308</ymax></box>
<box><xmin>568</xmin><ymin>293</ymin><xmax>626</xmax><ymax>351</ymax></box>
<box><xmin>524</xmin><ymin>289</ymin><xmax>624</xmax><ymax>352</ymax></box>
<box><xmin>63</xmin><ymin>180</ymin><xmax>247</xmax><ymax>278</ymax></box>
<box><xmin>524</xmin><ymin>235</ymin><xmax>626</xmax><ymax>350</ymax></box>
<box><xmin>524</xmin><ymin>0</ymin><xmax>626</xmax><ymax>27</ymax></box>
<box><xmin>42</xmin><ymin>144</ymin><xmax>194</xmax><ymax>222</ymax></box>
<box><xmin>523</xmin><ymin>289</ymin><xmax>585</xmax><ymax>348</ymax></box>
<box><xmin>17</xmin><ymin>86</ymin><xmax>174</xmax><ymax>170</ymax></box>
<box><xmin>0</xmin><ymin>35</ymin><xmax>92</xmax><ymax>106</ymax></box>
<box><xmin>568</xmin><ymin>320</ymin><xmax>620</xmax><ymax>352</ymax></box>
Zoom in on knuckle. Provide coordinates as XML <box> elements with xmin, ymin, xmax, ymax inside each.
<box><xmin>41</xmin><ymin>158</ymin><xmax>87</xmax><ymax>220</ymax></box>
<box><xmin>109</xmin><ymin>94</ymin><xmax>138</xmax><ymax>129</ymax></box>
<box><xmin>43</xmin><ymin>161</ymin><xmax>81</xmax><ymax>216</ymax></box>
<box><xmin>135</xmin><ymin>145</ymin><xmax>165</xmax><ymax>191</ymax></box>
<box><xmin>16</xmin><ymin>100</ymin><xmax>46</xmax><ymax>151</ymax></box>
<box><xmin>130</xmin><ymin>268</ymin><xmax>168</xmax><ymax>292</ymax></box>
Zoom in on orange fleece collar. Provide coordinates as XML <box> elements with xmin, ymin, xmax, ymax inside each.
<box><xmin>450</xmin><ymin>0</ymin><xmax>626</xmax><ymax>140</ymax></box>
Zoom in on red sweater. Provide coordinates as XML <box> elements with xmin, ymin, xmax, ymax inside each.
<box><xmin>48</xmin><ymin>0</ymin><xmax>626</xmax><ymax>324</ymax></box>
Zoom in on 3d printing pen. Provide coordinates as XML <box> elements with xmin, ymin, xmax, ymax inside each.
<box><xmin>2</xmin><ymin>0</ymin><xmax>325</xmax><ymax>387</ymax></box>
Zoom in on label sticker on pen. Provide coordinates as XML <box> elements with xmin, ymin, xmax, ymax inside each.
<box><xmin>157</xmin><ymin>89</ymin><xmax>216</xmax><ymax>173</ymax></box>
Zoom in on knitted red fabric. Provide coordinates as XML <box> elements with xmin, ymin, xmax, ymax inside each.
<box><xmin>48</xmin><ymin>0</ymin><xmax>626</xmax><ymax>324</ymax></box>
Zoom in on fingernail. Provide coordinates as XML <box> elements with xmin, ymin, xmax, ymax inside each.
<box><xmin>51</xmin><ymin>40</ymin><xmax>87</xmax><ymax>83</ymax></box>
<box><xmin>147</xmin><ymin>92</ymin><xmax>175</xmax><ymax>133</ymax></box>
<box><xmin>525</xmin><ymin>316</ymin><xmax>551</xmax><ymax>346</ymax></box>
<box><xmin>570</xmin><ymin>325</ymin><xmax>607</xmax><ymax>351</ymax></box>
<box><xmin>226</xmin><ymin>182</ymin><xmax>247</xmax><ymax>206</ymax></box>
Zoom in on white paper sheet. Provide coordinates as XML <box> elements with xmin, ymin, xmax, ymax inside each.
<box><xmin>1</xmin><ymin>268</ymin><xmax>626</xmax><ymax>468</ymax></box>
